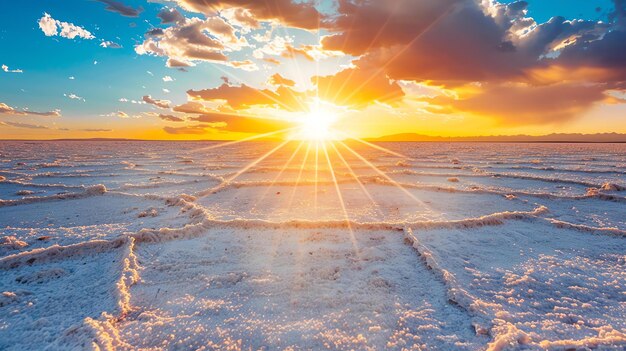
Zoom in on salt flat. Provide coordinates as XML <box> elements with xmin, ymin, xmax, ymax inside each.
<box><xmin>0</xmin><ymin>141</ymin><xmax>624</xmax><ymax>350</ymax></box>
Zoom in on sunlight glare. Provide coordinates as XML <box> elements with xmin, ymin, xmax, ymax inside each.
<box><xmin>293</xmin><ymin>100</ymin><xmax>340</xmax><ymax>141</ymax></box>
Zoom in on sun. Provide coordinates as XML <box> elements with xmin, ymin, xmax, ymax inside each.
<box><xmin>294</xmin><ymin>101</ymin><xmax>340</xmax><ymax>141</ymax></box>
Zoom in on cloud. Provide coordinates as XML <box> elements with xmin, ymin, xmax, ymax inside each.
<box><xmin>95</xmin><ymin>0</ymin><xmax>143</xmax><ymax>17</ymax></box>
<box><xmin>135</xmin><ymin>15</ymin><xmax>248</xmax><ymax>68</ymax></box>
<box><xmin>64</xmin><ymin>93</ymin><xmax>85</xmax><ymax>102</ymax></box>
<box><xmin>0</xmin><ymin>102</ymin><xmax>60</xmax><ymax>117</ymax></box>
<box><xmin>162</xmin><ymin>75</ymin><xmax>174</xmax><ymax>82</ymax></box>
<box><xmin>422</xmin><ymin>82</ymin><xmax>609</xmax><ymax>125</ymax></box>
<box><xmin>119</xmin><ymin>97</ymin><xmax>146</xmax><ymax>104</ymax></box>
<box><xmin>268</xmin><ymin>73</ymin><xmax>295</xmax><ymax>87</ymax></box>
<box><xmin>142</xmin><ymin>95</ymin><xmax>171</xmax><ymax>109</ymax></box>
<box><xmin>220</xmin><ymin>7</ymin><xmax>260</xmax><ymax>29</ymax></box>
<box><xmin>0</xmin><ymin>121</ymin><xmax>49</xmax><ymax>129</ymax></box>
<box><xmin>158</xmin><ymin>8</ymin><xmax>185</xmax><ymax>24</ymax></box>
<box><xmin>157</xmin><ymin>113</ymin><xmax>185</xmax><ymax>122</ymax></box>
<box><xmin>173</xmin><ymin>101</ymin><xmax>215</xmax><ymax>114</ymax></box>
<box><xmin>305</xmin><ymin>0</ymin><xmax>626</xmax><ymax>125</ymax></box>
<box><xmin>2</xmin><ymin>64</ymin><xmax>22</xmax><ymax>73</ymax></box>
<box><xmin>189</xmin><ymin>112</ymin><xmax>293</xmax><ymax>133</ymax></box>
<box><xmin>81</xmin><ymin>128</ymin><xmax>113</xmax><ymax>132</ymax></box>
<box><xmin>171</xmin><ymin>0</ymin><xmax>326</xmax><ymax>30</ymax></box>
<box><xmin>314</xmin><ymin>67</ymin><xmax>404</xmax><ymax>107</ymax></box>
<box><xmin>225</xmin><ymin>60</ymin><xmax>258</xmax><ymax>71</ymax></box>
<box><xmin>101</xmin><ymin>111</ymin><xmax>131</xmax><ymax>118</ymax></box>
<box><xmin>163</xmin><ymin>124</ymin><xmax>217</xmax><ymax>134</ymax></box>
<box><xmin>38</xmin><ymin>13</ymin><xmax>94</xmax><ymax>40</ymax></box>
<box><xmin>100</xmin><ymin>40</ymin><xmax>122</xmax><ymax>49</ymax></box>
<box><xmin>125</xmin><ymin>0</ymin><xmax>626</xmax><ymax>129</ymax></box>
<box><xmin>187</xmin><ymin>82</ymin><xmax>306</xmax><ymax>111</ymax></box>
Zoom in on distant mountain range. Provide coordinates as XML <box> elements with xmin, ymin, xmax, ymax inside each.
<box><xmin>365</xmin><ymin>133</ymin><xmax>626</xmax><ymax>143</ymax></box>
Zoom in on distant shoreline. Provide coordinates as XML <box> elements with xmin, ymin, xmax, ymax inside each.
<box><xmin>0</xmin><ymin>139</ymin><xmax>625</xmax><ymax>144</ymax></box>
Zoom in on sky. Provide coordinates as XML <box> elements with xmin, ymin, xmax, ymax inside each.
<box><xmin>0</xmin><ymin>0</ymin><xmax>625</xmax><ymax>140</ymax></box>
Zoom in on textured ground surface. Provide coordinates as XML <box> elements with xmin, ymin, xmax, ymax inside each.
<box><xmin>1</xmin><ymin>141</ymin><xmax>625</xmax><ymax>350</ymax></box>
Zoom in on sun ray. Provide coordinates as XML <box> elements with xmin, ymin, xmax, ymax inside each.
<box><xmin>314</xmin><ymin>141</ymin><xmax>320</xmax><ymax>213</ymax></box>
<box><xmin>329</xmin><ymin>0</ymin><xmax>407</xmax><ymax>104</ymax></box>
<box><xmin>336</xmin><ymin>131</ymin><xmax>407</xmax><ymax>158</ymax></box>
<box><xmin>322</xmin><ymin>141</ymin><xmax>360</xmax><ymax>254</ymax></box>
<box><xmin>329</xmin><ymin>142</ymin><xmax>383</xmax><ymax>218</ymax></box>
<box><xmin>210</xmin><ymin>64</ymin><xmax>309</xmax><ymax>112</ymax></box>
<box><xmin>336</xmin><ymin>3</ymin><xmax>459</xmax><ymax>106</ymax></box>
<box><xmin>287</xmin><ymin>142</ymin><xmax>312</xmax><ymax>210</ymax></box>
<box><xmin>197</xmin><ymin>139</ymin><xmax>291</xmax><ymax>197</ymax></box>
<box><xmin>338</xmin><ymin>141</ymin><xmax>435</xmax><ymax>215</ymax></box>
<box><xmin>192</xmin><ymin>127</ymin><xmax>296</xmax><ymax>153</ymax></box>
<box><xmin>251</xmin><ymin>141</ymin><xmax>305</xmax><ymax>211</ymax></box>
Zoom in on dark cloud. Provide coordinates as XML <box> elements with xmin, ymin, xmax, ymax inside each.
<box><xmin>556</xmin><ymin>29</ymin><xmax>626</xmax><ymax>82</ymax></box>
<box><xmin>158</xmin><ymin>8</ymin><xmax>185</xmax><ymax>24</ymax></box>
<box><xmin>95</xmin><ymin>0</ymin><xmax>143</xmax><ymax>17</ymax></box>
<box><xmin>313</xmin><ymin>0</ymin><xmax>626</xmax><ymax>125</ymax></box>
<box><xmin>145</xmin><ymin>28</ymin><xmax>165</xmax><ymax>36</ymax></box>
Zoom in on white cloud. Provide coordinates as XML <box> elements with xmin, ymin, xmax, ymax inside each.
<box><xmin>100</xmin><ymin>40</ymin><xmax>122</xmax><ymax>49</ymax></box>
<box><xmin>38</xmin><ymin>13</ymin><xmax>58</xmax><ymax>36</ymax></box>
<box><xmin>64</xmin><ymin>93</ymin><xmax>85</xmax><ymax>102</ymax></box>
<box><xmin>2</xmin><ymin>64</ymin><xmax>23</xmax><ymax>73</ymax></box>
<box><xmin>38</xmin><ymin>13</ymin><xmax>94</xmax><ymax>40</ymax></box>
<box><xmin>68</xmin><ymin>76</ymin><xmax>75</xmax><ymax>80</ymax></box>
<box><xmin>101</xmin><ymin>111</ymin><xmax>130</xmax><ymax>118</ymax></box>
<box><xmin>118</xmin><ymin>97</ymin><xmax>145</xmax><ymax>104</ymax></box>
<box><xmin>135</xmin><ymin>16</ymin><xmax>248</xmax><ymax>68</ymax></box>
<box><xmin>162</xmin><ymin>75</ymin><xmax>174</xmax><ymax>82</ymax></box>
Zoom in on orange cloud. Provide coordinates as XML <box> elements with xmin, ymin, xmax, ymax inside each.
<box><xmin>268</xmin><ymin>73</ymin><xmax>295</xmax><ymax>87</ymax></box>
<box><xmin>190</xmin><ymin>113</ymin><xmax>293</xmax><ymax>133</ymax></box>
<box><xmin>187</xmin><ymin>83</ymin><xmax>307</xmax><ymax>111</ymax></box>
<box><xmin>314</xmin><ymin>68</ymin><xmax>404</xmax><ymax>107</ymax></box>
<box><xmin>423</xmin><ymin>82</ymin><xmax>608</xmax><ymax>125</ymax></box>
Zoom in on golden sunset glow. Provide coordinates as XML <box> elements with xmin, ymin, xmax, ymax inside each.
<box><xmin>292</xmin><ymin>100</ymin><xmax>341</xmax><ymax>141</ymax></box>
